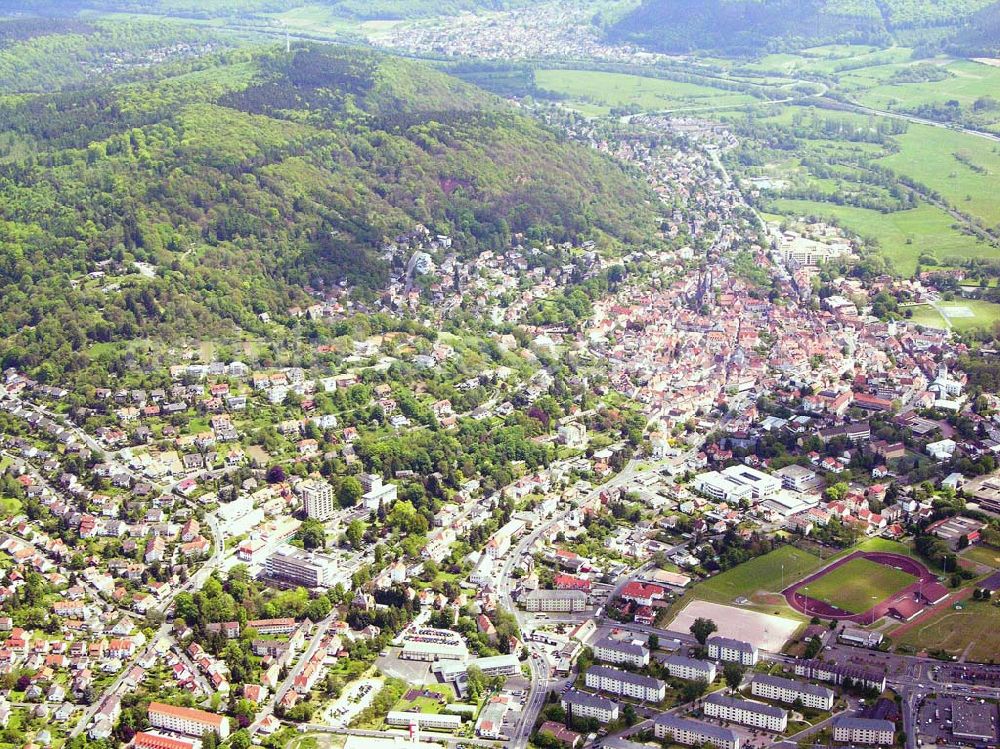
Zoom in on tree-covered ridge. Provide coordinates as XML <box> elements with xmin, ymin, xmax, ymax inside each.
<box><xmin>0</xmin><ymin>44</ymin><xmax>661</xmax><ymax>379</ymax></box>
<box><xmin>609</xmin><ymin>0</ymin><xmax>1000</xmax><ymax>56</ymax></box>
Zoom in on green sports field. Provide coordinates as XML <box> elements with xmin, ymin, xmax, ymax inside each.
<box><xmin>805</xmin><ymin>557</ymin><xmax>917</xmax><ymax>614</ymax></box>
<box><xmin>697</xmin><ymin>545</ymin><xmax>824</xmax><ymax>601</ymax></box>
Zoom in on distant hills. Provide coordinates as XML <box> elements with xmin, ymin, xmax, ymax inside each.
<box><xmin>0</xmin><ymin>42</ymin><xmax>660</xmax><ymax>377</ymax></box>
<box><xmin>608</xmin><ymin>0</ymin><xmax>1000</xmax><ymax>57</ymax></box>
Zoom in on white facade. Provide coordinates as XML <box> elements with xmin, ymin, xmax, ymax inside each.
<box><xmin>707</xmin><ymin>636</ymin><xmax>759</xmax><ymax>666</ymax></box>
<box><xmin>750</xmin><ymin>675</ymin><xmax>833</xmax><ymax>711</ymax></box>
<box><xmin>148</xmin><ymin>703</ymin><xmax>229</xmax><ymax>740</ymax></box>
<box><xmin>832</xmin><ymin>717</ymin><xmax>894</xmax><ymax>745</ymax></box>
<box><xmin>386</xmin><ymin>712</ymin><xmax>462</xmax><ymax>731</ymax></box>
<box><xmin>585</xmin><ymin>665</ymin><xmax>666</xmax><ymax>702</ymax></box>
<box><xmin>703</xmin><ymin>694</ymin><xmax>787</xmax><ymax>732</ymax></box>
<box><xmin>301</xmin><ymin>480</ymin><xmax>335</xmax><ymax>521</ymax></box>
<box><xmin>593</xmin><ymin>637</ymin><xmax>650</xmax><ymax>667</ymax></box>
<box><xmin>662</xmin><ymin>654</ymin><xmax>716</xmax><ymax>682</ymax></box>
<box><xmin>654</xmin><ymin>715</ymin><xmax>739</xmax><ymax>749</ymax></box>
<box><xmin>560</xmin><ymin>690</ymin><xmax>618</xmax><ymax>723</ymax></box>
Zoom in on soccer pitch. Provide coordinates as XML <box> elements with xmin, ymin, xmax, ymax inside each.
<box><xmin>803</xmin><ymin>557</ymin><xmax>917</xmax><ymax>614</ymax></box>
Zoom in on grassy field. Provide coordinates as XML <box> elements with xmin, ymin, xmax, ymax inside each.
<box><xmin>769</xmin><ymin>199</ymin><xmax>995</xmax><ymax>275</ymax></box>
<box><xmin>960</xmin><ymin>544</ymin><xmax>1000</xmax><ymax>569</ymax></box>
<box><xmin>906</xmin><ymin>299</ymin><xmax>1000</xmax><ymax>333</ymax></box>
<box><xmin>804</xmin><ymin>557</ymin><xmax>917</xmax><ymax>613</ymax></box>
<box><xmin>534</xmin><ymin>69</ymin><xmax>757</xmax><ymax>116</ymax></box>
<box><xmin>891</xmin><ymin>599</ymin><xmax>1000</xmax><ymax>661</ymax></box>
<box><xmin>696</xmin><ymin>545</ymin><xmax>824</xmax><ymax>601</ymax></box>
<box><xmin>391</xmin><ymin>684</ymin><xmax>453</xmax><ymax>715</ymax></box>
<box><xmin>879</xmin><ymin>124</ymin><xmax>1000</xmax><ymax>227</ymax></box>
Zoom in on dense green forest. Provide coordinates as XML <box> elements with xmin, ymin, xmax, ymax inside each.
<box><xmin>609</xmin><ymin>0</ymin><xmax>1000</xmax><ymax>56</ymax></box>
<box><xmin>0</xmin><ymin>42</ymin><xmax>660</xmax><ymax>381</ymax></box>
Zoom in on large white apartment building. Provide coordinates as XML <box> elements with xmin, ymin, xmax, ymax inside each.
<box><xmin>148</xmin><ymin>703</ymin><xmax>229</xmax><ymax>740</ymax></box>
<box><xmin>831</xmin><ymin>716</ymin><xmax>895</xmax><ymax>745</ymax></box>
<box><xmin>301</xmin><ymin>480</ymin><xmax>335</xmax><ymax>521</ymax></box>
<box><xmin>703</xmin><ymin>693</ymin><xmax>788</xmax><ymax>732</ymax></box>
<box><xmin>560</xmin><ymin>689</ymin><xmax>619</xmax><ymax>723</ymax></box>
<box><xmin>662</xmin><ymin>654</ymin><xmax>717</xmax><ymax>683</ymax></box>
<box><xmin>654</xmin><ymin>715</ymin><xmax>740</xmax><ymax>749</ymax></box>
<box><xmin>750</xmin><ymin>674</ymin><xmax>834</xmax><ymax>711</ymax></box>
<box><xmin>707</xmin><ymin>635</ymin><xmax>759</xmax><ymax>666</ymax></box>
<box><xmin>585</xmin><ymin>665</ymin><xmax>666</xmax><ymax>702</ymax></box>
<box><xmin>524</xmin><ymin>588</ymin><xmax>587</xmax><ymax>612</ymax></box>
<box><xmin>593</xmin><ymin>636</ymin><xmax>650</xmax><ymax>668</ymax></box>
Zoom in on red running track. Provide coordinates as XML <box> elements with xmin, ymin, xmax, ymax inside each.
<box><xmin>782</xmin><ymin>551</ymin><xmax>936</xmax><ymax>625</ymax></box>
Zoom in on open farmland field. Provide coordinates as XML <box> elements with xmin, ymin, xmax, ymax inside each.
<box><xmin>534</xmin><ymin>69</ymin><xmax>757</xmax><ymax>116</ymax></box>
<box><xmin>803</xmin><ymin>557</ymin><xmax>917</xmax><ymax>614</ymax></box>
<box><xmin>768</xmin><ymin>199</ymin><xmax>995</xmax><ymax>274</ymax></box>
<box><xmin>879</xmin><ymin>124</ymin><xmax>1000</xmax><ymax>227</ymax></box>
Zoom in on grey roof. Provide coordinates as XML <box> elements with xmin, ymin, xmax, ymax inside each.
<box><xmin>655</xmin><ymin>714</ymin><xmax>738</xmax><ymax>743</ymax></box>
<box><xmin>752</xmin><ymin>674</ymin><xmax>834</xmax><ymax>700</ymax></box>
<box><xmin>708</xmin><ymin>635</ymin><xmax>757</xmax><ymax>653</ymax></box>
<box><xmin>663</xmin><ymin>654</ymin><xmax>715</xmax><ymax>673</ymax></box>
<box><xmin>594</xmin><ymin>636</ymin><xmax>648</xmax><ymax>657</ymax></box>
<box><xmin>706</xmin><ymin>692</ymin><xmax>787</xmax><ymax>719</ymax></box>
<box><xmin>832</xmin><ymin>716</ymin><xmax>895</xmax><ymax>732</ymax></box>
<box><xmin>587</xmin><ymin>665</ymin><xmax>665</xmax><ymax>690</ymax></box>
<box><xmin>561</xmin><ymin>689</ymin><xmax>617</xmax><ymax>712</ymax></box>
<box><xmin>599</xmin><ymin>739</ymin><xmax>654</xmax><ymax>749</ymax></box>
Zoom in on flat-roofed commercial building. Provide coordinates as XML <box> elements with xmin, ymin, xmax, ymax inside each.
<box><xmin>693</xmin><ymin>471</ymin><xmax>752</xmax><ymax>504</ymax></box>
<box><xmin>560</xmin><ymin>689</ymin><xmax>619</xmax><ymax>723</ymax></box>
<box><xmin>524</xmin><ymin>589</ymin><xmax>587</xmax><ymax>613</ymax></box>
<box><xmin>399</xmin><ymin>637</ymin><xmax>468</xmax><ymax>662</ymax></box>
<box><xmin>707</xmin><ymin>635</ymin><xmax>759</xmax><ymax>666</ymax></box>
<box><xmin>593</xmin><ymin>637</ymin><xmax>649</xmax><ymax>668</ymax></box>
<box><xmin>654</xmin><ymin>714</ymin><xmax>740</xmax><ymax>749</ymax></box>
<box><xmin>839</xmin><ymin>628</ymin><xmax>883</xmax><ymax>649</ymax></box>
<box><xmin>703</xmin><ymin>693</ymin><xmax>787</xmax><ymax>732</ymax></box>
<box><xmin>385</xmin><ymin>711</ymin><xmax>462</xmax><ymax>731</ymax></box>
<box><xmin>148</xmin><ymin>703</ymin><xmax>229</xmax><ymax>740</ymax></box>
<box><xmin>264</xmin><ymin>545</ymin><xmax>345</xmax><ymax>589</ymax></box>
<box><xmin>750</xmin><ymin>674</ymin><xmax>833</xmax><ymax>711</ymax></box>
<box><xmin>952</xmin><ymin>700</ymin><xmax>998</xmax><ymax>744</ymax></box>
<box><xmin>584</xmin><ymin>665</ymin><xmax>666</xmax><ymax>702</ymax></box>
<box><xmin>662</xmin><ymin>654</ymin><xmax>716</xmax><ymax>683</ymax></box>
<box><xmin>831</xmin><ymin>716</ymin><xmax>894</xmax><ymax>745</ymax></box>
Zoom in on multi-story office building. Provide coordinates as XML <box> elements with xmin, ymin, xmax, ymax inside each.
<box><xmin>831</xmin><ymin>716</ymin><xmax>894</xmax><ymax>745</ymax></box>
<box><xmin>750</xmin><ymin>674</ymin><xmax>834</xmax><ymax>711</ymax></box>
<box><xmin>560</xmin><ymin>689</ymin><xmax>619</xmax><ymax>724</ymax></box>
<box><xmin>654</xmin><ymin>715</ymin><xmax>740</xmax><ymax>749</ymax></box>
<box><xmin>584</xmin><ymin>665</ymin><xmax>666</xmax><ymax>702</ymax></box>
<box><xmin>148</xmin><ymin>703</ymin><xmax>229</xmax><ymax>740</ymax></box>
<box><xmin>707</xmin><ymin>636</ymin><xmax>759</xmax><ymax>666</ymax></box>
<box><xmin>301</xmin><ymin>480</ymin><xmax>335</xmax><ymax>521</ymax></box>
<box><xmin>703</xmin><ymin>693</ymin><xmax>788</xmax><ymax>732</ymax></box>
<box><xmin>662</xmin><ymin>654</ymin><xmax>717</xmax><ymax>683</ymax></box>
<box><xmin>264</xmin><ymin>545</ymin><xmax>343</xmax><ymax>589</ymax></box>
<box><xmin>593</xmin><ymin>637</ymin><xmax>650</xmax><ymax>668</ymax></box>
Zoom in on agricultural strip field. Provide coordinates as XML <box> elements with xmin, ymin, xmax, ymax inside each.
<box><xmin>891</xmin><ymin>599</ymin><xmax>1000</xmax><ymax>662</ymax></box>
<box><xmin>534</xmin><ymin>69</ymin><xmax>757</xmax><ymax>116</ymax></box>
<box><xmin>802</xmin><ymin>557</ymin><xmax>917</xmax><ymax>614</ymax></box>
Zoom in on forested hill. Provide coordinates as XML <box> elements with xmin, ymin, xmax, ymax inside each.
<box><xmin>0</xmin><ymin>43</ymin><xmax>661</xmax><ymax>381</ymax></box>
<box><xmin>609</xmin><ymin>0</ymin><xmax>1000</xmax><ymax>56</ymax></box>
